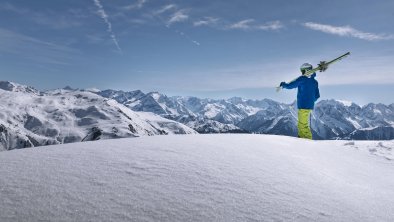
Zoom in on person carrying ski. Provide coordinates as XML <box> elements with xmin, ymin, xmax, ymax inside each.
<box><xmin>280</xmin><ymin>63</ymin><xmax>320</xmax><ymax>139</ymax></box>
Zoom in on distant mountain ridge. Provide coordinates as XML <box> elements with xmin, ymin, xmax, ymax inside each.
<box><xmin>97</xmin><ymin>89</ymin><xmax>394</xmax><ymax>140</ymax></box>
<box><xmin>0</xmin><ymin>81</ymin><xmax>196</xmax><ymax>151</ymax></box>
<box><xmin>1</xmin><ymin>80</ymin><xmax>393</xmax><ymax>151</ymax></box>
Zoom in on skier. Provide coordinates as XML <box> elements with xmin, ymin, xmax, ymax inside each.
<box><xmin>280</xmin><ymin>63</ymin><xmax>320</xmax><ymax>139</ymax></box>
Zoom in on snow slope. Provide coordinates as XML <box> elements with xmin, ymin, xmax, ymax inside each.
<box><xmin>1</xmin><ymin>134</ymin><xmax>393</xmax><ymax>222</ymax></box>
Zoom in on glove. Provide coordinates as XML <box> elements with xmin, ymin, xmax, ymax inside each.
<box><xmin>280</xmin><ymin>82</ymin><xmax>286</xmax><ymax>87</ymax></box>
<box><xmin>319</xmin><ymin>61</ymin><xmax>328</xmax><ymax>72</ymax></box>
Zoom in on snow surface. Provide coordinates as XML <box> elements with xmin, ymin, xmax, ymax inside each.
<box><xmin>1</xmin><ymin>134</ymin><xmax>394</xmax><ymax>222</ymax></box>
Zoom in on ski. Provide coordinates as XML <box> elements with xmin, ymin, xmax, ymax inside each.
<box><xmin>276</xmin><ymin>52</ymin><xmax>351</xmax><ymax>92</ymax></box>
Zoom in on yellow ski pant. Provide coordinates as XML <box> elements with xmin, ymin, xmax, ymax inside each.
<box><xmin>298</xmin><ymin>109</ymin><xmax>312</xmax><ymax>140</ymax></box>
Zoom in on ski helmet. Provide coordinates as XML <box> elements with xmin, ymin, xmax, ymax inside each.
<box><xmin>300</xmin><ymin>63</ymin><xmax>313</xmax><ymax>74</ymax></box>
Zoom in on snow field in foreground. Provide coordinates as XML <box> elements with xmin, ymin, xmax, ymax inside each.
<box><xmin>0</xmin><ymin>134</ymin><xmax>393</xmax><ymax>222</ymax></box>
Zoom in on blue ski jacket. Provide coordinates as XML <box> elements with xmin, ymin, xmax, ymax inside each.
<box><xmin>282</xmin><ymin>73</ymin><xmax>320</xmax><ymax>109</ymax></box>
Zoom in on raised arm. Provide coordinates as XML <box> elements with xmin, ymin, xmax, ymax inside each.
<box><xmin>281</xmin><ymin>76</ymin><xmax>302</xmax><ymax>89</ymax></box>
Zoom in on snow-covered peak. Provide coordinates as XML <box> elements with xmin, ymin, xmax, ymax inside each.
<box><xmin>63</xmin><ymin>86</ymin><xmax>74</xmax><ymax>90</ymax></box>
<box><xmin>0</xmin><ymin>81</ymin><xmax>39</xmax><ymax>94</ymax></box>
<box><xmin>336</xmin><ymin>100</ymin><xmax>354</xmax><ymax>107</ymax></box>
<box><xmin>147</xmin><ymin>92</ymin><xmax>164</xmax><ymax>101</ymax></box>
<box><xmin>227</xmin><ymin>97</ymin><xmax>246</xmax><ymax>104</ymax></box>
<box><xmin>97</xmin><ymin>89</ymin><xmax>146</xmax><ymax>104</ymax></box>
<box><xmin>320</xmin><ymin>99</ymin><xmax>354</xmax><ymax>107</ymax></box>
<box><xmin>85</xmin><ymin>87</ymin><xmax>101</xmax><ymax>93</ymax></box>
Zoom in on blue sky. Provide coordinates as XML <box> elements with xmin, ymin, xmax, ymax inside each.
<box><xmin>0</xmin><ymin>0</ymin><xmax>393</xmax><ymax>105</ymax></box>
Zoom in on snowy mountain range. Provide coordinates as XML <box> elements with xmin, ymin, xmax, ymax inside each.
<box><xmin>1</xmin><ymin>81</ymin><xmax>393</xmax><ymax>151</ymax></box>
<box><xmin>97</xmin><ymin>89</ymin><xmax>394</xmax><ymax>140</ymax></box>
<box><xmin>0</xmin><ymin>81</ymin><xmax>196</xmax><ymax>151</ymax></box>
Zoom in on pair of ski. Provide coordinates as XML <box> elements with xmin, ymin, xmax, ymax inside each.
<box><xmin>276</xmin><ymin>52</ymin><xmax>351</xmax><ymax>92</ymax></box>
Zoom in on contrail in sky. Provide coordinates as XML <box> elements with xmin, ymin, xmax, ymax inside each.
<box><xmin>93</xmin><ymin>0</ymin><xmax>122</xmax><ymax>53</ymax></box>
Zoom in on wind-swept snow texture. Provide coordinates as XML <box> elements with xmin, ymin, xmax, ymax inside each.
<box><xmin>0</xmin><ymin>135</ymin><xmax>393</xmax><ymax>221</ymax></box>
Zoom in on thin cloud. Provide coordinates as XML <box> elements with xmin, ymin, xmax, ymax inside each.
<box><xmin>167</xmin><ymin>10</ymin><xmax>189</xmax><ymax>26</ymax></box>
<box><xmin>228</xmin><ymin>19</ymin><xmax>255</xmax><ymax>30</ymax></box>
<box><xmin>124</xmin><ymin>0</ymin><xmax>148</xmax><ymax>10</ymax></box>
<box><xmin>192</xmin><ymin>40</ymin><xmax>201</xmax><ymax>46</ymax></box>
<box><xmin>227</xmin><ymin>19</ymin><xmax>284</xmax><ymax>31</ymax></box>
<box><xmin>92</xmin><ymin>0</ymin><xmax>122</xmax><ymax>53</ymax></box>
<box><xmin>194</xmin><ymin>17</ymin><xmax>219</xmax><ymax>27</ymax></box>
<box><xmin>154</xmin><ymin>4</ymin><xmax>176</xmax><ymax>15</ymax></box>
<box><xmin>258</xmin><ymin>21</ymin><xmax>284</xmax><ymax>30</ymax></box>
<box><xmin>303</xmin><ymin>22</ymin><xmax>394</xmax><ymax>41</ymax></box>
